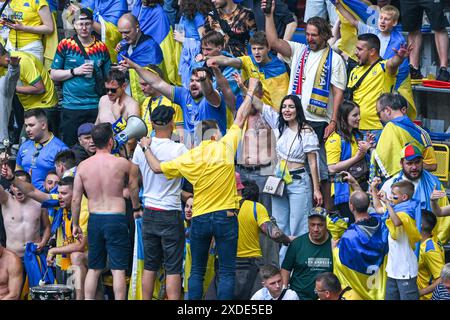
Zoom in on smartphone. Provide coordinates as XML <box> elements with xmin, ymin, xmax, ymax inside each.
<box><xmin>334</xmin><ymin>172</ymin><xmax>345</xmax><ymax>183</ymax></box>
<box><xmin>263</xmin><ymin>0</ymin><xmax>272</xmax><ymax>14</ymax></box>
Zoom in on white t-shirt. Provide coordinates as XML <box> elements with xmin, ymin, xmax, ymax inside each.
<box><xmin>262</xmin><ymin>104</ymin><xmax>320</xmax><ymax>164</ymax></box>
<box><xmin>381</xmin><ymin>173</ymin><xmax>419</xmax><ymax>279</ymax></box>
<box><xmin>386</xmin><ymin>226</ymin><xmax>419</xmax><ymax>279</ymax></box>
<box><xmin>282</xmin><ymin>41</ymin><xmax>347</xmax><ymax>123</ymax></box>
<box><xmin>251</xmin><ymin>287</ymin><xmax>299</xmax><ymax>300</ymax></box>
<box><xmin>357</xmin><ymin>22</ymin><xmax>391</xmax><ymax>58</ymax></box>
<box><xmin>132</xmin><ymin>137</ymin><xmax>188</xmax><ymax>211</ymax></box>
<box><xmin>381</xmin><ymin>173</ymin><xmax>419</xmax><ymax>198</ymax></box>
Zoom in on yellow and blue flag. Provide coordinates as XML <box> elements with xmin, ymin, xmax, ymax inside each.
<box><xmin>331</xmin><ymin>214</ymin><xmax>389</xmax><ymax>300</ymax></box>
<box><xmin>330</xmin><ymin>0</ymin><xmax>416</xmax><ymax>119</ymax></box>
<box><xmin>413</xmin><ymin>170</ymin><xmax>450</xmax><ymax>244</ymax></box>
<box><xmin>117</xmin><ymin>34</ymin><xmax>164</xmax><ymax>105</ymax></box>
<box><xmin>128</xmin><ymin>217</ymin><xmax>167</xmax><ymax>300</ymax></box>
<box><xmin>132</xmin><ymin>2</ymin><xmax>181</xmax><ymax>87</ymax></box>
<box><xmin>371</xmin><ymin>115</ymin><xmax>433</xmax><ymax>179</ymax></box>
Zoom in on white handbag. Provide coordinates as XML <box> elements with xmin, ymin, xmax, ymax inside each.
<box><xmin>262</xmin><ymin>136</ymin><xmax>296</xmax><ymax>197</ymax></box>
<box><xmin>262</xmin><ymin>176</ymin><xmax>285</xmax><ymax>196</ymax></box>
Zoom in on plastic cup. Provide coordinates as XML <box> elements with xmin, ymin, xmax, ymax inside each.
<box><xmin>84</xmin><ymin>59</ymin><xmax>94</xmax><ymax>78</ymax></box>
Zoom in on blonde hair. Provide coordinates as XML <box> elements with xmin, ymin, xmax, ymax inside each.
<box><xmin>380</xmin><ymin>5</ymin><xmax>400</xmax><ymax>22</ymax></box>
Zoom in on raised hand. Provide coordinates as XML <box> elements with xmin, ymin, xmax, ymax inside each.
<box><xmin>392</xmin><ymin>43</ymin><xmax>413</xmax><ymax>59</ymax></box>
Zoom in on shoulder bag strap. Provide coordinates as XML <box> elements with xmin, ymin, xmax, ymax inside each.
<box><xmin>349</xmin><ymin>57</ymin><xmax>383</xmax><ymax>92</ymax></box>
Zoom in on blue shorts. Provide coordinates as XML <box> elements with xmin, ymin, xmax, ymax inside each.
<box><xmin>87</xmin><ymin>213</ymin><xmax>131</xmax><ymax>271</ymax></box>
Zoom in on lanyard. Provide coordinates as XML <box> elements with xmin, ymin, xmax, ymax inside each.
<box><xmin>143</xmin><ymin>95</ymin><xmax>163</xmax><ymax>124</ymax></box>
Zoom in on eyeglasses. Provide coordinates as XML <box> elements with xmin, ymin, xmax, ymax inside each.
<box><xmin>314</xmin><ymin>288</ymin><xmax>328</xmax><ymax>295</ymax></box>
<box><xmin>106</xmin><ymin>88</ymin><xmax>118</xmax><ymax>93</ymax></box>
<box><xmin>376</xmin><ymin>107</ymin><xmax>385</xmax><ymax>117</ymax></box>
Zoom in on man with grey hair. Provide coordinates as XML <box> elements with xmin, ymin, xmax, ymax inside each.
<box><xmin>431</xmin><ymin>263</ymin><xmax>450</xmax><ymax>300</ymax></box>
<box><xmin>314</xmin><ymin>272</ymin><xmax>359</xmax><ymax>300</ymax></box>
<box><xmin>371</xmin><ymin>93</ymin><xmax>436</xmax><ymax>180</ymax></box>
<box><xmin>251</xmin><ymin>264</ymin><xmax>299</xmax><ymax>300</ymax></box>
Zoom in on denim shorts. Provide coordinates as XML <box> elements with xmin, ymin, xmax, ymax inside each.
<box><xmin>142</xmin><ymin>208</ymin><xmax>185</xmax><ymax>274</ymax></box>
<box><xmin>87</xmin><ymin>213</ymin><xmax>131</xmax><ymax>271</ymax></box>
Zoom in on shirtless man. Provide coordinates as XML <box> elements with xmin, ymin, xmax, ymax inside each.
<box><xmin>0</xmin><ymin>245</ymin><xmax>23</xmax><ymax>300</ymax></box>
<box><xmin>95</xmin><ymin>69</ymin><xmax>140</xmax><ymax>134</ymax></box>
<box><xmin>72</xmin><ymin>123</ymin><xmax>131</xmax><ymax>300</ymax></box>
<box><xmin>0</xmin><ymin>170</ymin><xmax>50</xmax><ymax>258</ymax></box>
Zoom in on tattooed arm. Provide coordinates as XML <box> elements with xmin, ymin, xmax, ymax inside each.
<box><xmin>260</xmin><ymin>220</ymin><xmax>291</xmax><ymax>245</ymax></box>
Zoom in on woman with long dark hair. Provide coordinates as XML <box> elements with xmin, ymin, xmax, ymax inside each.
<box><xmin>253</xmin><ymin>94</ymin><xmax>322</xmax><ymax>263</ymax></box>
<box><xmin>325</xmin><ymin>100</ymin><xmax>372</xmax><ymax>223</ymax></box>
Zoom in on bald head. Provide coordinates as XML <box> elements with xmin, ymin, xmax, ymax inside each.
<box><xmin>118</xmin><ymin>13</ymin><xmax>141</xmax><ymax>45</ymax></box>
<box><xmin>118</xmin><ymin>13</ymin><xmax>139</xmax><ymax>27</ymax></box>
<box><xmin>349</xmin><ymin>191</ymin><xmax>370</xmax><ymax>214</ymax></box>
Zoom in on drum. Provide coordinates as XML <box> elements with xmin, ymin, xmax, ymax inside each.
<box><xmin>30</xmin><ymin>284</ymin><xmax>75</xmax><ymax>300</ymax></box>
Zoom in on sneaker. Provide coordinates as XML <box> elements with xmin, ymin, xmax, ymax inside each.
<box><xmin>409</xmin><ymin>65</ymin><xmax>423</xmax><ymax>80</ymax></box>
<box><xmin>436</xmin><ymin>67</ymin><xmax>450</xmax><ymax>82</ymax></box>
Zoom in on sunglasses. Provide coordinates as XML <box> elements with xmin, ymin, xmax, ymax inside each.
<box><xmin>106</xmin><ymin>88</ymin><xmax>118</xmax><ymax>93</ymax></box>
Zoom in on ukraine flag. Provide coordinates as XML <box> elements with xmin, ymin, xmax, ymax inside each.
<box><xmin>329</xmin><ymin>214</ymin><xmax>389</xmax><ymax>300</ymax></box>
<box><xmin>128</xmin><ymin>217</ymin><xmax>167</xmax><ymax>300</ymax></box>
<box><xmin>132</xmin><ymin>1</ymin><xmax>181</xmax><ymax>86</ymax></box>
<box><xmin>329</xmin><ymin>0</ymin><xmax>416</xmax><ymax>119</ymax></box>
<box><xmin>371</xmin><ymin>116</ymin><xmax>433</xmax><ymax>179</ymax></box>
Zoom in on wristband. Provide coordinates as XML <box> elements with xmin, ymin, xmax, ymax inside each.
<box><xmin>132</xmin><ymin>205</ymin><xmax>143</xmax><ymax>212</ymax></box>
<box><xmin>70</xmin><ymin>68</ymin><xmax>76</xmax><ymax>76</ymax></box>
<box><xmin>246</xmin><ymin>93</ymin><xmax>254</xmax><ymax>101</ymax></box>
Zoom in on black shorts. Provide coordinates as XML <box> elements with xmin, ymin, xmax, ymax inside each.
<box><xmin>142</xmin><ymin>208</ymin><xmax>185</xmax><ymax>275</ymax></box>
<box><xmin>87</xmin><ymin>213</ymin><xmax>131</xmax><ymax>271</ymax></box>
<box><xmin>400</xmin><ymin>0</ymin><xmax>448</xmax><ymax>32</ymax></box>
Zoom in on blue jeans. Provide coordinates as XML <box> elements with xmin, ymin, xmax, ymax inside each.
<box><xmin>271</xmin><ymin>172</ymin><xmax>312</xmax><ymax>264</ymax></box>
<box><xmin>188</xmin><ymin>210</ymin><xmax>238</xmax><ymax>300</ymax></box>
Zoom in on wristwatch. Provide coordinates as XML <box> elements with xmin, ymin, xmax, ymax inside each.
<box><xmin>142</xmin><ymin>146</ymin><xmax>149</xmax><ymax>153</ymax></box>
<box><xmin>70</xmin><ymin>68</ymin><xmax>76</xmax><ymax>77</ymax></box>
<box><xmin>132</xmin><ymin>205</ymin><xmax>143</xmax><ymax>212</ymax></box>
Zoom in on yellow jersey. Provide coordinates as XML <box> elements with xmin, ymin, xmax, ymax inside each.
<box><xmin>12</xmin><ymin>50</ymin><xmax>57</xmax><ymax>110</ymax></box>
<box><xmin>418</xmin><ymin>237</ymin><xmax>445</xmax><ymax>300</ymax></box>
<box><xmin>9</xmin><ymin>0</ymin><xmax>49</xmax><ymax>48</ymax></box>
<box><xmin>161</xmin><ymin>124</ymin><xmax>242</xmax><ymax>217</ymax></box>
<box><xmin>237</xmin><ymin>200</ymin><xmax>271</xmax><ymax>258</ymax></box>
<box><xmin>325</xmin><ymin>132</ymin><xmax>358</xmax><ymax>196</ymax></box>
<box><xmin>348</xmin><ymin>60</ymin><xmax>396</xmax><ymax>130</ymax></box>
<box><xmin>140</xmin><ymin>95</ymin><xmax>183</xmax><ymax>134</ymax></box>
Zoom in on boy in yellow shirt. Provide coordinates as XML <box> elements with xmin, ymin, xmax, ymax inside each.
<box><xmin>417</xmin><ymin>210</ymin><xmax>445</xmax><ymax>300</ymax></box>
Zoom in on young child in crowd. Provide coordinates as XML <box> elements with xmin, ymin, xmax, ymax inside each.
<box><xmin>372</xmin><ymin>179</ymin><xmax>421</xmax><ymax>300</ymax></box>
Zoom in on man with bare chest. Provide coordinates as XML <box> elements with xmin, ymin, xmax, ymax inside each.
<box><xmin>71</xmin><ymin>123</ymin><xmax>131</xmax><ymax>300</ymax></box>
<box><xmin>0</xmin><ymin>170</ymin><xmax>50</xmax><ymax>258</ymax></box>
<box><xmin>95</xmin><ymin>69</ymin><xmax>140</xmax><ymax>134</ymax></box>
<box><xmin>0</xmin><ymin>245</ymin><xmax>23</xmax><ymax>300</ymax></box>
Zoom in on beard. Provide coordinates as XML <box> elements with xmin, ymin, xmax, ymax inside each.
<box><xmin>403</xmin><ymin>169</ymin><xmax>422</xmax><ymax>181</ymax></box>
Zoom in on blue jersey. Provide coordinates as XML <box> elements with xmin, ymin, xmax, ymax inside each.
<box><xmin>173</xmin><ymin>86</ymin><xmax>227</xmax><ymax>136</ymax></box>
<box><xmin>16</xmin><ymin>135</ymin><xmax>68</xmax><ymax>191</ymax></box>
